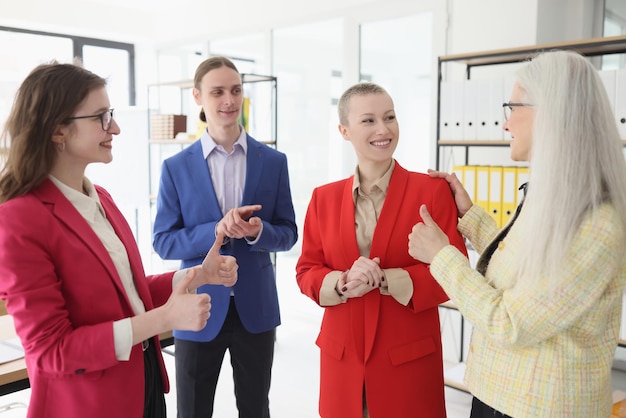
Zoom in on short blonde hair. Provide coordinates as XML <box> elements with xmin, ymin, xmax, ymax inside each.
<box><xmin>337</xmin><ymin>82</ymin><xmax>389</xmax><ymax>125</ymax></box>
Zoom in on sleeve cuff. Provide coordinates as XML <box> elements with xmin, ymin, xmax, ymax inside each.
<box><xmin>320</xmin><ymin>270</ymin><xmax>347</xmax><ymax>306</ymax></box>
<box><xmin>458</xmin><ymin>204</ymin><xmax>483</xmax><ymax>236</ymax></box>
<box><xmin>380</xmin><ymin>268</ymin><xmax>413</xmax><ymax>306</ymax></box>
<box><xmin>245</xmin><ymin>222</ymin><xmax>264</xmax><ymax>245</ymax></box>
<box><xmin>113</xmin><ymin>318</ymin><xmax>133</xmax><ymax>361</ymax></box>
<box><xmin>172</xmin><ymin>268</ymin><xmax>197</xmax><ymax>293</ymax></box>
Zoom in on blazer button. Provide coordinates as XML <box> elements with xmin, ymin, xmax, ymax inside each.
<box><xmin>75</xmin><ymin>369</ymin><xmax>86</xmax><ymax>374</ymax></box>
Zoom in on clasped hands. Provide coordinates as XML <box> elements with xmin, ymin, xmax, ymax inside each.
<box><xmin>216</xmin><ymin>204</ymin><xmax>263</xmax><ymax>240</ymax></box>
<box><xmin>337</xmin><ymin>256</ymin><xmax>385</xmax><ymax>299</ymax></box>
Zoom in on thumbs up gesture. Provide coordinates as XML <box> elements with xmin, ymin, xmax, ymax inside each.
<box><xmin>408</xmin><ymin>205</ymin><xmax>450</xmax><ymax>264</ymax></box>
<box><xmin>200</xmin><ymin>230</ymin><xmax>238</xmax><ymax>287</ymax></box>
<box><xmin>167</xmin><ymin>268</ymin><xmax>212</xmax><ymax>331</ymax></box>
<box><xmin>179</xmin><ymin>231</ymin><xmax>237</xmax><ymax>298</ymax></box>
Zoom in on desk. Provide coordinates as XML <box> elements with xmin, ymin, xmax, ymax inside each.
<box><xmin>0</xmin><ymin>316</ymin><xmax>175</xmax><ymax>396</ymax></box>
<box><xmin>0</xmin><ymin>316</ymin><xmax>27</xmax><ymax>396</ymax></box>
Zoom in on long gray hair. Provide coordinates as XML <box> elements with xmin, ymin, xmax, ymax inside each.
<box><xmin>515</xmin><ymin>50</ymin><xmax>626</xmax><ymax>286</ymax></box>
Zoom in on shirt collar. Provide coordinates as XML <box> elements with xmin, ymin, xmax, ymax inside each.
<box><xmin>48</xmin><ymin>175</ymin><xmax>105</xmax><ymax>220</ymax></box>
<box><xmin>200</xmin><ymin>125</ymin><xmax>248</xmax><ymax>159</ymax></box>
<box><xmin>352</xmin><ymin>160</ymin><xmax>395</xmax><ymax>200</ymax></box>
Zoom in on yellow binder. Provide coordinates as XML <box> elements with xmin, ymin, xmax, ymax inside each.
<box><xmin>516</xmin><ymin>166</ymin><xmax>530</xmax><ymax>206</ymax></box>
<box><xmin>488</xmin><ymin>166</ymin><xmax>503</xmax><ymax>227</ymax></box>
<box><xmin>501</xmin><ymin>167</ymin><xmax>517</xmax><ymax>226</ymax></box>
<box><xmin>452</xmin><ymin>165</ymin><xmax>476</xmax><ymax>205</ymax></box>
<box><xmin>475</xmin><ymin>166</ymin><xmax>490</xmax><ymax>214</ymax></box>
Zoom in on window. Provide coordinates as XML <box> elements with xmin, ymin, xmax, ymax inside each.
<box><xmin>0</xmin><ymin>26</ymin><xmax>135</xmax><ymax>116</ymax></box>
<box><xmin>603</xmin><ymin>0</ymin><xmax>626</xmax><ymax>69</ymax></box>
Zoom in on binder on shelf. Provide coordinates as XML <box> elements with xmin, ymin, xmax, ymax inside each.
<box><xmin>440</xmin><ymin>80</ymin><xmax>465</xmax><ymax>140</ymax></box>
<box><xmin>463</xmin><ymin>79</ymin><xmax>478</xmax><ymax>140</ymax></box>
<box><xmin>475</xmin><ymin>166</ymin><xmax>490</xmax><ymax>214</ymax></box>
<box><xmin>439</xmin><ymin>81</ymin><xmax>453</xmax><ymax>140</ymax></box>
<box><xmin>615</xmin><ymin>69</ymin><xmax>626</xmax><ymax>140</ymax></box>
<box><xmin>475</xmin><ymin>78</ymin><xmax>503</xmax><ymax>140</ymax></box>
<box><xmin>501</xmin><ymin>76</ymin><xmax>516</xmax><ymax>140</ymax></box>
<box><xmin>516</xmin><ymin>166</ymin><xmax>530</xmax><ymax>205</ymax></box>
<box><xmin>459</xmin><ymin>165</ymin><xmax>477</xmax><ymax>203</ymax></box>
<box><xmin>452</xmin><ymin>165</ymin><xmax>465</xmax><ymax>184</ymax></box>
<box><xmin>501</xmin><ymin>167</ymin><xmax>517</xmax><ymax>226</ymax></box>
<box><xmin>451</xmin><ymin>81</ymin><xmax>465</xmax><ymax>140</ymax></box>
<box><xmin>488</xmin><ymin>166</ymin><xmax>503</xmax><ymax>227</ymax></box>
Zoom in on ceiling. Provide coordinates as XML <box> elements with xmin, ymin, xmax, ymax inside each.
<box><xmin>2</xmin><ymin>1</ymin><xmax>625</xmax><ymax>49</ymax></box>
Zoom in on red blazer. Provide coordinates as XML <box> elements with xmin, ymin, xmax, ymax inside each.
<box><xmin>0</xmin><ymin>179</ymin><xmax>174</xmax><ymax>418</ymax></box>
<box><xmin>296</xmin><ymin>162</ymin><xmax>466</xmax><ymax>418</ymax></box>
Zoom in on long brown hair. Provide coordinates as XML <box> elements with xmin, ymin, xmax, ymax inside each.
<box><xmin>0</xmin><ymin>61</ymin><xmax>106</xmax><ymax>203</ymax></box>
<box><xmin>194</xmin><ymin>56</ymin><xmax>240</xmax><ymax>122</ymax></box>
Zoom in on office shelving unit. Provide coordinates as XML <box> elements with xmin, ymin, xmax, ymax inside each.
<box><xmin>436</xmin><ymin>34</ymin><xmax>626</xmax><ymax>169</ymax></box>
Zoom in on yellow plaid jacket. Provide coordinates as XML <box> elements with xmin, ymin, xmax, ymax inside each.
<box><xmin>431</xmin><ymin>203</ymin><xmax>626</xmax><ymax>418</ymax></box>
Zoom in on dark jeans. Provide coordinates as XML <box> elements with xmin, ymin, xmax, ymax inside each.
<box><xmin>175</xmin><ymin>297</ymin><xmax>276</xmax><ymax>418</ymax></box>
<box><xmin>470</xmin><ymin>397</ymin><xmax>512</xmax><ymax>418</ymax></box>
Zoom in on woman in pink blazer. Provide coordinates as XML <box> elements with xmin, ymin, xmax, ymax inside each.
<box><xmin>0</xmin><ymin>62</ymin><xmax>238</xmax><ymax>418</ymax></box>
<box><xmin>296</xmin><ymin>82</ymin><xmax>466</xmax><ymax>418</ymax></box>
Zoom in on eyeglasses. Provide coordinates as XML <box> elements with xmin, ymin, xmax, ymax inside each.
<box><xmin>67</xmin><ymin>109</ymin><xmax>114</xmax><ymax>131</ymax></box>
<box><xmin>502</xmin><ymin>102</ymin><xmax>533</xmax><ymax>121</ymax></box>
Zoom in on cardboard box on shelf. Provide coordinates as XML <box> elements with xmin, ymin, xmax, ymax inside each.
<box><xmin>150</xmin><ymin>114</ymin><xmax>187</xmax><ymax>140</ymax></box>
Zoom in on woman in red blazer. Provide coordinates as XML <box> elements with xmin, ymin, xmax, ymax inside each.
<box><xmin>0</xmin><ymin>62</ymin><xmax>238</xmax><ymax>418</ymax></box>
<box><xmin>296</xmin><ymin>82</ymin><xmax>467</xmax><ymax>418</ymax></box>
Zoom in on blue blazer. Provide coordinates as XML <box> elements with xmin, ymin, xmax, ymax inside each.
<box><xmin>152</xmin><ymin>134</ymin><xmax>298</xmax><ymax>341</ymax></box>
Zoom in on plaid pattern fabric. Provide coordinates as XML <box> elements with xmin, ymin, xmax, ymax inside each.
<box><xmin>431</xmin><ymin>203</ymin><xmax>626</xmax><ymax>418</ymax></box>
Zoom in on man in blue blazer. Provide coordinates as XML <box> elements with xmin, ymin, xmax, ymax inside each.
<box><xmin>152</xmin><ymin>56</ymin><xmax>297</xmax><ymax>418</ymax></box>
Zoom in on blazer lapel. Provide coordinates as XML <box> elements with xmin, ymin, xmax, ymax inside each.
<box><xmin>97</xmin><ymin>188</ymin><xmax>153</xmax><ymax>309</ymax></box>
<box><xmin>241</xmin><ymin>135</ymin><xmax>262</xmax><ymax>206</ymax></box>
<box><xmin>365</xmin><ymin>162</ymin><xmax>407</xmax><ymax>362</ymax></box>
<box><xmin>369</xmin><ymin>161</ymin><xmax>407</xmax><ymax>260</ymax></box>
<box><xmin>34</xmin><ymin>181</ymin><xmax>128</xmax><ymax>299</ymax></box>
<box><xmin>185</xmin><ymin>142</ymin><xmax>224</xmax><ymax>219</ymax></box>
<box><xmin>340</xmin><ymin>178</ymin><xmax>361</xmax><ymax>267</ymax></box>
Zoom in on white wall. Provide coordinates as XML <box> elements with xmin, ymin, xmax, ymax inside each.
<box><xmin>2</xmin><ymin>0</ymin><xmax>600</xmax><ymax>171</ymax></box>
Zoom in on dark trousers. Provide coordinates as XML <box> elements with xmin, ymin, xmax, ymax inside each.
<box><xmin>470</xmin><ymin>397</ymin><xmax>512</xmax><ymax>418</ymax></box>
<box><xmin>143</xmin><ymin>340</ymin><xmax>166</xmax><ymax>418</ymax></box>
<box><xmin>175</xmin><ymin>297</ymin><xmax>276</xmax><ymax>418</ymax></box>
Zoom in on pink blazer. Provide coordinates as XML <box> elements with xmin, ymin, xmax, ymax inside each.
<box><xmin>0</xmin><ymin>179</ymin><xmax>174</xmax><ymax>418</ymax></box>
<box><xmin>296</xmin><ymin>162</ymin><xmax>467</xmax><ymax>418</ymax></box>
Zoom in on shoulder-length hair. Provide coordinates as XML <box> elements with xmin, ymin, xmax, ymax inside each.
<box><xmin>194</xmin><ymin>56</ymin><xmax>240</xmax><ymax>123</ymax></box>
<box><xmin>0</xmin><ymin>61</ymin><xmax>106</xmax><ymax>202</ymax></box>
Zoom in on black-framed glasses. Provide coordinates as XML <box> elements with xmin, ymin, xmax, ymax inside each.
<box><xmin>502</xmin><ymin>102</ymin><xmax>533</xmax><ymax>121</ymax></box>
<box><xmin>67</xmin><ymin>109</ymin><xmax>114</xmax><ymax>131</ymax></box>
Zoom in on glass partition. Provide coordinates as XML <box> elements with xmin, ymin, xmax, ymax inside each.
<box><xmin>273</xmin><ymin>19</ymin><xmax>344</xmax><ymax>245</ymax></box>
<box><xmin>360</xmin><ymin>13</ymin><xmax>433</xmax><ymax>172</ymax></box>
